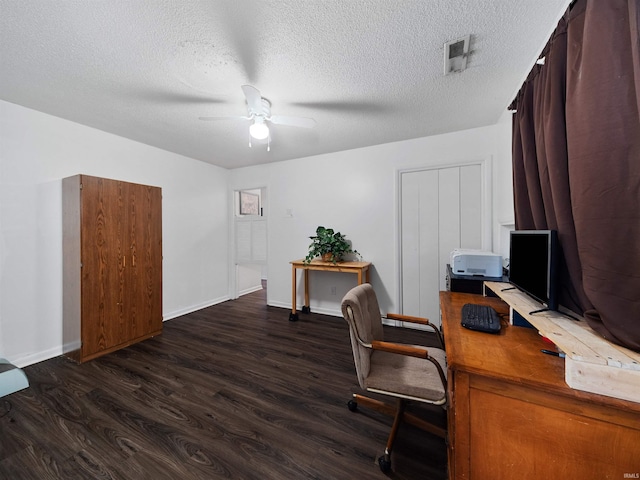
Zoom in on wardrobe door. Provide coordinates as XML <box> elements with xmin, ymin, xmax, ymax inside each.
<box><xmin>80</xmin><ymin>175</ymin><xmax>127</xmax><ymax>358</ymax></box>
<box><xmin>125</xmin><ymin>181</ymin><xmax>163</xmax><ymax>340</ymax></box>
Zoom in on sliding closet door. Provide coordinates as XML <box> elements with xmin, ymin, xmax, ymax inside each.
<box><xmin>401</xmin><ymin>170</ymin><xmax>439</xmax><ymax>325</ymax></box>
<box><xmin>400</xmin><ymin>163</ymin><xmax>484</xmax><ymax>327</ymax></box>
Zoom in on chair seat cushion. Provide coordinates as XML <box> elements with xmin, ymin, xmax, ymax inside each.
<box><xmin>365</xmin><ymin>347</ymin><xmax>447</xmax><ymax>403</ymax></box>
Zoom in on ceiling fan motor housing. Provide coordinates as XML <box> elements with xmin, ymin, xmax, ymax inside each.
<box><xmin>249</xmin><ymin>98</ymin><xmax>271</xmax><ymax>119</ymax></box>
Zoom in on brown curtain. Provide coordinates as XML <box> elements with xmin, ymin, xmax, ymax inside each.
<box><xmin>511</xmin><ymin>0</ymin><xmax>640</xmax><ymax>352</ymax></box>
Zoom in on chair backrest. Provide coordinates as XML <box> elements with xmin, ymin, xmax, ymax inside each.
<box><xmin>341</xmin><ymin>283</ymin><xmax>384</xmax><ymax>389</ymax></box>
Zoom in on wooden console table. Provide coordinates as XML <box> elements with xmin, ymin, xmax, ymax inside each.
<box><xmin>289</xmin><ymin>259</ymin><xmax>371</xmax><ymax>321</ymax></box>
<box><xmin>440</xmin><ymin>291</ymin><xmax>640</xmax><ymax>479</ymax></box>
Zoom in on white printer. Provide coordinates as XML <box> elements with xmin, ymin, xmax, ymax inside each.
<box><xmin>449</xmin><ymin>249</ymin><xmax>502</xmax><ymax>277</ymax></box>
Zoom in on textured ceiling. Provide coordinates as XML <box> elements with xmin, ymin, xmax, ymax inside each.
<box><xmin>0</xmin><ymin>0</ymin><xmax>569</xmax><ymax>169</ymax></box>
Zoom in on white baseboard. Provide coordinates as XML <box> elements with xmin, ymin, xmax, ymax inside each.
<box><xmin>12</xmin><ymin>345</ymin><xmax>66</xmax><ymax>369</ymax></box>
<box><xmin>63</xmin><ymin>340</ymin><xmax>82</xmax><ymax>354</ymax></box>
<box><xmin>10</xmin><ymin>295</ymin><xmax>233</xmax><ymax>368</ymax></box>
<box><xmin>267</xmin><ymin>301</ymin><xmax>342</xmax><ymax>318</ymax></box>
<box><xmin>163</xmin><ymin>295</ymin><xmax>230</xmax><ymax>321</ymax></box>
<box><xmin>238</xmin><ymin>285</ymin><xmax>263</xmax><ymax>297</ymax></box>
<box><xmin>268</xmin><ymin>303</ymin><xmax>428</xmax><ymax>331</ymax></box>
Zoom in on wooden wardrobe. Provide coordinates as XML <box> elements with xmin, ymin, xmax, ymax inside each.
<box><xmin>63</xmin><ymin>174</ymin><xmax>163</xmax><ymax>363</ymax></box>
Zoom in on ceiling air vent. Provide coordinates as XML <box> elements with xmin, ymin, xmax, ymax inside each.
<box><xmin>444</xmin><ymin>35</ymin><xmax>471</xmax><ymax>75</ymax></box>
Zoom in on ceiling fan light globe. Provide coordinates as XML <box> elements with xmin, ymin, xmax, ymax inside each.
<box><xmin>249</xmin><ymin>122</ymin><xmax>269</xmax><ymax>140</ymax></box>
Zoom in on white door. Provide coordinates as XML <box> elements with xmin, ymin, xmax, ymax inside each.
<box><xmin>400</xmin><ymin>163</ymin><xmax>486</xmax><ymax>327</ymax></box>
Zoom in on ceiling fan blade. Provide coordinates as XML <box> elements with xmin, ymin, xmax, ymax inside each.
<box><xmin>269</xmin><ymin>115</ymin><xmax>316</xmax><ymax>129</ymax></box>
<box><xmin>198</xmin><ymin>116</ymin><xmax>249</xmax><ymax>121</ymax></box>
<box><xmin>241</xmin><ymin>85</ymin><xmax>263</xmax><ymax>114</ymax></box>
<box><xmin>291</xmin><ymin>100</ymin><xmax>391</xmax><ymax>114</ymax></box>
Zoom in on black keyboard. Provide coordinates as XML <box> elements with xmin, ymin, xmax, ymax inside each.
<box><xmin>461</xmin><ymin>303</ymin><xmax>501</xmax><ymax>333</ymax></box>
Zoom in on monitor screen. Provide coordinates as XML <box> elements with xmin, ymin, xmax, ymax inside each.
<box><xmin>508</xmin><ymin>230</ymin><xmax>558</xmax><ymax>311</ymax></box>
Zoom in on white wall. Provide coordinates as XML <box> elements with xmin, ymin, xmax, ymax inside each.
<box><xmin>229</xmin><ymin>122</ymin><xmax>514</xmax><ymax>318</ymax></box>
<box><xmin>0</xmin><ymin>100</ymin><xmax>229</xmax><ymax>367</ymax></box>
<box><xmin>0</xmin><ymin>98</ymin><xmax>514</xmax><ymax>366</ymax></box>
<box><xmin>236</xmin><ymin>264</ymin><xmax>264</xmax><ymax>296</ymax></box>
<box><xmin>493</xmin><ymin>110</ymin><xmax>516</xmax><ymax>262</ymax></box>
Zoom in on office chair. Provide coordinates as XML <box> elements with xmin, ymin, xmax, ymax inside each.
<box><xmin>341</xmin><ymin>283</ymin><xmax>447</xmax><ymax>473</ymax></box>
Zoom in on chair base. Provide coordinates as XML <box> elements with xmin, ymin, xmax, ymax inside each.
<box><xmin>348</xmin><ymin>393</ymin><xmax>446</xmax><ymax>472</ymax></box>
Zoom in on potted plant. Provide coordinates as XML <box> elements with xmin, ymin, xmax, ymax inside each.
<box><xmin>304</xmin><ymin>226</ymin><xmax>360</xmax><ymax>264</ymax></box>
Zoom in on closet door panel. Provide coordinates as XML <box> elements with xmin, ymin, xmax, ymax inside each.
<box><xmin>400</xmin><ymin>164</ymin><xmax>484</xmax><ymax>328</ymax></box>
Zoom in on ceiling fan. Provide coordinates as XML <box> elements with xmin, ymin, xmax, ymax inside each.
<box><xmin>199</xmin><ymin>85</ymin><xmax>316</xmax><ymax>150</ymax></box>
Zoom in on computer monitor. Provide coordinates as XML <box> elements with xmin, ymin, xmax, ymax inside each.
<box><xmin>508</xmin><ymin>230</ymin><xmax>559</xmax><ymax>311</ymax></box>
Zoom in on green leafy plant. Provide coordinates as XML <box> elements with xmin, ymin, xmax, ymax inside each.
<box><xmin>304</xmin><ymin>226</ymin><xmax>360</xmax><ymax>264</ymax></box>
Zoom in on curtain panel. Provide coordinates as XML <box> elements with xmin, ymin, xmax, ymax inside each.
<box><xmin>510</xmin><ymin>0</ymin><xmax>640</xmax><ymax>352</ymax></box>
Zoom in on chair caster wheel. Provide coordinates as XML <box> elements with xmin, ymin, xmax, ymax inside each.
<box><xmin>347</xmin><ymin>399</ymin><xmax>358</xmax><ymax>412</ymax></box>
<box><xmin>378</xmin><ymin>455</ymin><xmax>391</xmax><ymax>473</ymax></box>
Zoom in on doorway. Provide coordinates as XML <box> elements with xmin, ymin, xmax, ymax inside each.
<box><xmin>234</xmin><ymin>187</ymin><xmax>267</xmax><ymax>298</ymax></box>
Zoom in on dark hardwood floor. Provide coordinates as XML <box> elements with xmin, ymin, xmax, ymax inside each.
<box><xmin>0</xmin><ymin>286</ymin><xmax>447</xmax><ymax>479</ymax></box>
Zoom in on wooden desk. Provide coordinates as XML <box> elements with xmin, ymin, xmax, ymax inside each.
<box><xmin>440</xmin><ymin>291</ymin><xmax>640</xmax><ymax>480</ymax></box>
<box><xmin>289</xmin><ymin>259</ymin><xmax>371</xmax><ymax>321</ymax></box>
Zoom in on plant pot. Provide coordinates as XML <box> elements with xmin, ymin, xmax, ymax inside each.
<box><xmin>322</xmin><ymin>253</ymin><xmax>333</xmax><ymax>262</ymax></box>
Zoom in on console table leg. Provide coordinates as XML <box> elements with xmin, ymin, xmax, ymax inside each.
<box><xmin>291</xmin><ymin>265</ymin><xmax>298</xmax><ymax>318</ymax></box>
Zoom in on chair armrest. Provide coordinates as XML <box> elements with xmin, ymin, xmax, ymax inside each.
<box><xmin>371</xmin><ymin>340</ymin><xmax>429</xmax><ymax>359</ymax></box>
<box><xmin>386</xmin><ymin>312</ymin><xmax>431</xmax><ymax>326</ymax></box>
<box><xmin>385</xmin><ymin>313</ymin><xmax>444</xmax><ymax>348</ymax></box>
